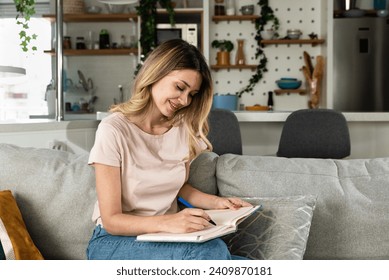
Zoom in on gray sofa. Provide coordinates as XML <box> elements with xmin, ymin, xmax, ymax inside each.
<box><xmin>1</xmin><ymin>143</ymin><xmax>388</xmax><ymax>260</ymax></box>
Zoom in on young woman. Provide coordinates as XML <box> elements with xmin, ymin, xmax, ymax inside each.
<box><xmin>87</xmin><ymin>39</ymin><xmax>251</xmax><ymax>260</ymax></box>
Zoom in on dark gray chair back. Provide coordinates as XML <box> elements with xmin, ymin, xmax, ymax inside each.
<box><xmin>208</xmin><ymin>109</ymin><xmax>242</xmax><ymax>155</ymax></box>
<box><xmin>277</xmin><ymin>109</ymin><xmax>350</xmax><ymax>159</ymax></box>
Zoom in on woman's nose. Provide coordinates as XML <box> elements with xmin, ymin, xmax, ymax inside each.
<box><xmin>178</xmin><ymin>93</ymin><xmax>189</xmax><ymax>106</ymax></box>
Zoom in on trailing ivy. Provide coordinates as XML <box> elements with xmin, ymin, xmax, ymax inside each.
<box><xmin>236</xmin><ymin>0</ymin><xmax>280</xmax><ymax>97</ymax></box>
<box><xmin>14</xmin><ymin>0</ymin><xmax>37</xmax><ymax>52</ymax></box>
<box><xmin>136</xmin><ymin>0</ymin><xmax>175</xmax><ymax>67</ymax></box>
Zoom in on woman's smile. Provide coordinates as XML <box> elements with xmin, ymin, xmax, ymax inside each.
<box><xmin>152</xmin><ymin>69</ymin><xmax>202</xmax><ymax>118</ymax></box>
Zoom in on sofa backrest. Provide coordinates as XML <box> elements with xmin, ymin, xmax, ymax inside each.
<box><xmin>189</xmin><ymin>152</ymin><xmax>389</xmax><ymax>260</ymax></box>
<box><xmin>0</xmin><ymin>144</ymin><xmax>96</xmax><ymax>260</ymax></box>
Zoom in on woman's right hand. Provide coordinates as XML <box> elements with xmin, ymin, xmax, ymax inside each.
<box><xmin>160</xmin><ymin>208</ymin><xmax>213</xmax><ymax>234</ymax></box>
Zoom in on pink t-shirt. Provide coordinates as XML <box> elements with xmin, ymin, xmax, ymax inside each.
<box><xmin>89</xmin><ymin>112</ymin><xmax>190</xmax><ymax>225</ymax></box>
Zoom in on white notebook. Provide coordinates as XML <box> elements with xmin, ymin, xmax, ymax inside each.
<box><xmin>136</xmin><ymin>205</ymin><xmax>261</xmax><ymax>243</ymax></box>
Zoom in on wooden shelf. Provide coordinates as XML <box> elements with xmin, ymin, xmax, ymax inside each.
<box><xmin>157</xmin><ymin>8</ymin><xmax>204</xmax><ymax>14</ymax></box>
<box><xmin>42</xmin><ymin>13</ymin><xmax>138</xmax><ymax>22</ymax></box>
<box><xmin>210</xmin><ymin>64</ymin><xmax>257</xmax><ymax>71</ymax></box>
<box><xmin>212</xmin><ymin>15</ymin><xmax>259</xmax><ymax>23</ymax></box>
<box><xmin>274</xmin><ymin>89</ymin><xmax>306</xmax><ymax>95</ymax></box>
<box><xmin>44</xmin><ymin>48</ymin><xmax>138</xmax><ymax>56</ymax></box>
<box><xmin>261</xmin><ymin>39</ymin><xmax>325</xmax><ymax>46</ymax></box>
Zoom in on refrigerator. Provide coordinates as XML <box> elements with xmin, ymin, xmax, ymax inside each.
<box><xmin>333</xmin><ymin>17</ymin><xmax>389</xmax><ymax>111</ymax></box>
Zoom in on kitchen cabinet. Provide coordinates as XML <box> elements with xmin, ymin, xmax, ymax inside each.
<box><xmin>42</xmin><ymin>13</ymin><xmax>139</xmax><ymax>56</ymax></box>
<box><xmin>43</xmin><ymin>12</ymin><xmax>140</xmax><ymax>117</ymax></box>
<box><xmin>43</xmin><ymin>0</ymin><xmax>209</xmax><ymax>118</ymax></box>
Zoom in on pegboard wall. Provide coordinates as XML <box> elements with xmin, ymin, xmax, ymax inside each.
<box><xmin>210</xmin><ymin>0</ymin><xmax>325</xmax><ymax>111</ymax></box>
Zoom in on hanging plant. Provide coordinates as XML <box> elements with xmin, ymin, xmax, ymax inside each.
<box><xmin>14</xmin><ymin>0</ymin><xmax>37</xmax><ymax>52</ymax></box>
<box><xmin>136</xmin><ymin>0</ymin><xmax>175</xmax><ymax>70</ymax></box>
<box><xmin>236</xmin><ymin>0</ymin><xmax>280</xmax><ymax>97</ymax></box>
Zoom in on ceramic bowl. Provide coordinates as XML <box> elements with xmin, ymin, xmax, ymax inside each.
<box><xmin>240</xmin><ymin>5</ymin><xmax>254</xmax><ymax>15</ymax></box>
<box><xmin>260</xmin><ymin>30</ymin><xmax>275</xmax><ymax>40</ymax></box>
<box><xmin>86</xmin><ymin>6</ymin><xmax>102</xmax><ymax>14</ymax></box>
<box><xmin>287</xmin><ymin>29</ymin><xmax>302</xmax><ymax>39</ymax></box>
<box><xmin>105</xmin><ymin>4</ymin><xmax>128</xmax><ymax>13</ymax></box>
<box><xmin>276</xmin><ymin>79</ymin><xmax>302</xmax><ymax>89</ymax></box>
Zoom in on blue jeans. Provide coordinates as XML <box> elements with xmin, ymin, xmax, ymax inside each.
<box><xmin>87</xmin><ymin>225</ymin><xmax>248</xmax><ymax>260</ymax></box>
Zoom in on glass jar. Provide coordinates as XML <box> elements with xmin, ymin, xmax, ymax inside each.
<box><xmin>214</xmin><ymin>0</ymin><xmax>225</xmax><ymax>16</ymax></box>
<box><xmin>76</xmin><ymin>37</ymin><xmax>86</xmax><ymax>49</ymax></box>
<box><xmin>99</xmin><ymin>29</ymin><xmax>110</xmax><ymax>49</ymax></box>
<box><xmin>226</xmin><ymin>0</ymin><xmax>235</xmax><ymax>16</ymax></box>
<box><xmin>63</xmin><ymin>36</ymin><xmax>71</xmax><ymax>49</ymax></box>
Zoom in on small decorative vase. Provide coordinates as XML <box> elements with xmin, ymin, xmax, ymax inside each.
<box><xmin>235</xmin><ymin>39</ymin><xmax>245</xmax><ymax>65</ymax></box>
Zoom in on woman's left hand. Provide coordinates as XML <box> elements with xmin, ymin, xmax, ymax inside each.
<box><xmin>213</xmin><ymin>197</ymin><xmax>252</xmax><ymax>210</ymax></box>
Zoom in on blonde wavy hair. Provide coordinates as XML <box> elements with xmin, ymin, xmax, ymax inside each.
<box><xmin>110</xmin><ymin>39</ymin><xmax>213</xmax><ymax>160</ymax></box>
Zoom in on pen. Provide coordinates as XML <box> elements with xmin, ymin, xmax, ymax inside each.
<box><xmin>178</xmin><ymin>196</ymin><xmax>217</xmax><ymax>226</ymax></box>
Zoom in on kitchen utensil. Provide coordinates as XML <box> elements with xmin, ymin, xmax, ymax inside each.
<box><xmin>77</xmin><ymin>70</ymin><xmax>89</xmax><ymax>92</ymax></box>
<box><xmin>87</xmin><ymin>78</ymin><xmax>94</xmax><ymax>90</ymax></box>
<box><xmin>303</xmin><ymin>51</ymin><xmax>314</xmax><ymax>77</ymax></box>
<box><xmin>302</xmin><ymin>66</ymin><xmax>312</xmax><ymax>83</ymax></box>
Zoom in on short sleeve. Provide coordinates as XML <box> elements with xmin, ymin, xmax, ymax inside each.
<box><xmin>88</xmin><ymin>122</ymin><xmax>121</xmax><ymax>167</ymax></box>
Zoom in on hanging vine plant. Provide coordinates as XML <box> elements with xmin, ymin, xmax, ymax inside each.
<box><xmin>236</xmin><ymin>0</ymin><xmax>280</xmax><ymax>97</ymax></box>
<box><xmin>136</xmin><ymin>0</ymin><xmax>175</xmax><ymax>72</ymax></box>
<box><xmin>13</xmin><ymin>0</ymin><xmax>37</xmax><ymax>52</ymax></box>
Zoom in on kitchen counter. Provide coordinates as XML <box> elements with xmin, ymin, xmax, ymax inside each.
<box><xmin>235</xmin><ymin>111</ymin><xmax>389</xmax><ymax>122</ymax></box>
<box><xmin>0</xmin><ymin>119</ymin><xmax>99</xmax><ymax>133</ymax></box>
<box><xmin>96</xmin><ymin>111</ymin><xmax>389</xmax><ymax>123</ymax></box>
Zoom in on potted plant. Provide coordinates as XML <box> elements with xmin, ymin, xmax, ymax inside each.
<box><xmin>211</xmin><ymin>39</ymin><xmax>234</xmax><ymax>66</ymax></box>
<box><xmin>13</xmin><ymin>0</ymin><xmax>37</xmax><ymax>52</ymax></box>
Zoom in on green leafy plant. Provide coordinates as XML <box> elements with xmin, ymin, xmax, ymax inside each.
<box><xmin>236</xmin><ymin>0</ymin><xmax>280</xmax><ymax>97</ymax></box>
<box><xmin>136</xmin><ymin>0</ymin><xmax>175</xmax><ymax>64</ymax></box>
<box><xmin>14</xmin><ymin>0</ymin><xmax>37</xmax><ymax>52</ymax></box>
<box><xmin>211</xmin><ymin>39</ymin><xmax>234</xmax><ymax>52</ymax></box>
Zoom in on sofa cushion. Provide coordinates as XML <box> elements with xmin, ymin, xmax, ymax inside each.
<box><xmin>216</xmin><ymin>154</ymin><xmax>389</xmax><ymax>260</ymax></box>
<box><xmin>222</xmin><ymin>195</ymin><xmax>316</xmax><ymax>260</ymax></box>
<box><xmin>0</xmin><ymin>144</ymin><xmax>96</xmax><ymax>260</ymax></box>
<box><xmin>0</xmin><ymin>190</ymin><xmax>44</xmax><ymax>260</ymax></box>
<box><xmin>188</xmin><ymin>152</ymin><xmax>218</xmax><ymax>195</ymax></box>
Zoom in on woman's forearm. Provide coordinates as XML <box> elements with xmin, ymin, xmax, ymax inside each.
<box><xmin>178</xmin><ymin>183</ymin><xmax>219</xmax><ymax>210</ymax></box>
